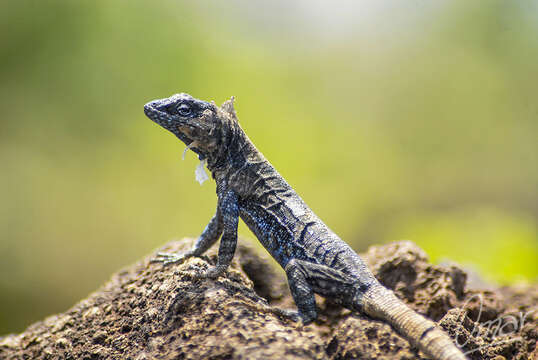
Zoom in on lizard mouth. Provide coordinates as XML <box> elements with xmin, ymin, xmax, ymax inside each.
<box><xmin>144</xmin><ymin>100</ymin><xmax>197</xmax><ymax>150</ymax></box>
<box><xmin>143</xmin><ymin>100</ymin><xmax>191</xmax><ymax>135</ymax></box>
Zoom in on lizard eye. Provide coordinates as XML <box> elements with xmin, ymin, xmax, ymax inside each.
<box><xmin>177</xmin><ymin>103</ymin><xmax>192</xmax><ymax>116</ymax></box>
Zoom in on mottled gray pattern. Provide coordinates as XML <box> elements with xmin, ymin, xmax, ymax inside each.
<box><xmin>144</xmin><ymin>93</ymin><xmax>467</xmax><ymax>360</ymax></box>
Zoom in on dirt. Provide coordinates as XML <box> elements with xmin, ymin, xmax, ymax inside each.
<box><xmin>0</xmin><ymin>239</ymin><xmax>536</xmax><ymax>360</ymax></box>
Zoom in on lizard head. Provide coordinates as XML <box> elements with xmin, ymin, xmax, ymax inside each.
<box><xmin>144</xmin><ymin>93</ymin><xmax>230</xmax><ymax>160</ymax></box>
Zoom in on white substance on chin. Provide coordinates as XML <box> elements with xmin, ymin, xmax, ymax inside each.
<box><xmin>195</xmin><ymin>159</ymin><xmax>209</xmax><ymax>185</ymax></box>
<box><xmin>181</xmin><ymin>141</ymin><xmax>209</xmax><ymax>185</ymax></box>
<box><xmin>182</xmin><ymin>141</ymin><xmax>197</xmax><ymax>161</ymax></box>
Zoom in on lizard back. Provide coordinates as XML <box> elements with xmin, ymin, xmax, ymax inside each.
<box><xmin>216</xmin><ymin>134</ymin><xmax>373</xmax><ymax>283</ymax></box>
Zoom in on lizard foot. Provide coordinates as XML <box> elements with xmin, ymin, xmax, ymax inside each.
<box><xmin>270</xmin><ymin>308</ymin><xmax>301</xmax><ymax>322</ymax></box>
<box><xmin>191</xmin><ymin>265</ymin><xmax>227</xmax><ymax>280</ymax></box>
<box><xmin>150</xmin><ymin>251</ymin><xmax>193</xmax><ymax>266</ymax></box>
<box><xmin>240</xmin><ymin>302</ymin><xmax>305</xmax><ymax>327</ymax></box>
<box><xmin>270</xmin><ymin>308</ymin><xmax>311</xmax><ymax>328</ymax></box>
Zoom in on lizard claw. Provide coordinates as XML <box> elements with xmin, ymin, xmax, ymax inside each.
<box><xmin>269</xmin><ymin>308</ymin><xmax>304</xmax><ymax>326</ymax></box>
<box><xmin>191</xmin><ymin>265</ymin><xmax>227</xmax><ymax>280</ymax></box>
<box><xmin>150</xmin><ymin>251</ymin><xmax>192</xmax><ymax>266</ymax></box>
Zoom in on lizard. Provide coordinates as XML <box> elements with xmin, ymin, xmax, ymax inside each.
<box><xmin>143</xmin><ymin>93</ymin><xmax>467</xmax><ymax>360</ymax></box>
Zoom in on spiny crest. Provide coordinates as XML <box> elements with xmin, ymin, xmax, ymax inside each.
<box><xmin>221</xmin><ymin>96</ymin><xmax>238</xmax><ymax>121</ymax></box>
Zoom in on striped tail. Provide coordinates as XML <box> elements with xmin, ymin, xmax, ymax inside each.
<box><xmin>362</xmin><ymin>283</ymin><xmax>467</xmax><ymax>360</ymax></box>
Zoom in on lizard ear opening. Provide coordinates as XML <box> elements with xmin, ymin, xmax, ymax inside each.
<box><xmin>221</xmin><ymin>96</ymin><xmax>237</xmax><ymax>119</ymax></box>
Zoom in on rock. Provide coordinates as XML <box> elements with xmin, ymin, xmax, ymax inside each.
<box><xmin>0</xmin><ymin>238</ymin><xmax>536</xmax><ymax>360</ymax></box>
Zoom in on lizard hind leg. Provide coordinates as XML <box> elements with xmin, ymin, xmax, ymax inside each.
<box><xmin>285</xmin><ymin>259</ymin><xmax>359</xmax><ymax>316</ymax></box>
<box><xmin>284</xmin><ymin>259</ymin><xmax>318</xmax><ymax>324</ymax></box>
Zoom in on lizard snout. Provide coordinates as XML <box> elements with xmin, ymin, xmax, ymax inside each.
<box><xmin>144</xmin><ymin>99</ymin><xmax>174</xmax><ymax>130</ymax></box>
<box><xmin>144</xmin><ymin>99</ymin><xmax>163</xmax><ymax>115</ymax></box>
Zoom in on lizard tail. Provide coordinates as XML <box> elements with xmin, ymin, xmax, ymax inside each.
<box><xmin>361</xmin><ymin>283</ymin><xmax>467</xmax><ymax>360</ymax></box>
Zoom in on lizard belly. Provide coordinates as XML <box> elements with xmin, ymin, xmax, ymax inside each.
<box><xmin>239</xmin><ymin>197</ymin><xmax>371</xmax><ymax>279</ymax></box>
<box><xmin>239</xmin><ymin>198</ymin><xmax>310</xmax><ymax>268</ymax></box>
<box><xmin>238</xmin><ymin>197</ymin><xmax>347</xmax><ymax>266</ymax></box>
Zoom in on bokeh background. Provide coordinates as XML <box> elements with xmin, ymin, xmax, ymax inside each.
<box><xmin>1</xmin><ymin>0</ymin><xmax>537</xmax><ymax>335</ymax></box>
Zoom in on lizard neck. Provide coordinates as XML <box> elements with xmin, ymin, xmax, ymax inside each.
<box><xmin>206</xmin><ymin>120</ymin><xmax>255</xmax><ymax>179</ymax></box>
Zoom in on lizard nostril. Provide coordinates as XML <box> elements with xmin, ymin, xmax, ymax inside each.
<box><xmin>144</xmin><ymin>101</ymin><xmax>157</xmax><ymax>113</ymax></box>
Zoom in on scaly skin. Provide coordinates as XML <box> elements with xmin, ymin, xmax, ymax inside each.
<box><xmin>144</xmin><ymin>93</ymin><xmax>467</xmax><ymax>360</ymax></box>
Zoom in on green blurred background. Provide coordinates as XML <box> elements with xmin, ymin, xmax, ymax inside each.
<box><xmin>1</xmin><ymin>0</ymin><xmax>537</xmax><ymax>335</ymax></box>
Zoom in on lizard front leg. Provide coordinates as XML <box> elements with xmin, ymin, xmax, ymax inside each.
<box><xmin>151</xmin><ymin>207</ymin><xmax>223</xmax><ymax>265</ymax></box>
<box><xmin>193</xmin><ymin>188</ymin><xmax>239</xmax><ymax>279</ymax></box>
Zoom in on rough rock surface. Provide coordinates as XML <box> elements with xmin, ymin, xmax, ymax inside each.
<box><xmin>0</xmin><ymin>238</ymin><xmax>536</xmax><ymax>360</ymax></box>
